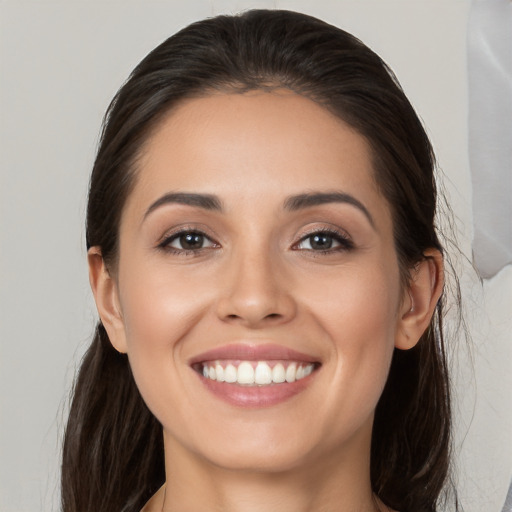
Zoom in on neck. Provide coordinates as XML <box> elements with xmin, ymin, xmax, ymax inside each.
<box><xmin>159</xmin><ymin>429</ymin><xmax>387</xmax><ymax>512</ymax></box>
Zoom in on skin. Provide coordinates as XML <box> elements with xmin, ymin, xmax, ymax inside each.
<box><xmin>89</xmin><ymin>90</ymin><xmax>443</xmax><ymax>512</ymax></box>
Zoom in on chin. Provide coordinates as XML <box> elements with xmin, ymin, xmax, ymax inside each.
<box><xmin>165</xmin><ymin>419</ymin><xmax>319</xmax><ymax>474</ymax></box>
<box><xmin>204</xmin><ymin>443</ymin><xmax>313</xmax><ymax>474</ymax></box>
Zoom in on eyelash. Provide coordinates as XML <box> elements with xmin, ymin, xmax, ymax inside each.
<box><xmin>157</xmin><ymin>227</ymin><xmax>354</xmax><ymax>256</ymax></box>
<box><xmin>292</xmin><ymin>227</ymin><xmax>354</xmax><ymax>254</ymax></box>
<box><xmin>157</xmin><ymin>227</ymin><xmax>219</xmax><ymax>256</ymax></box>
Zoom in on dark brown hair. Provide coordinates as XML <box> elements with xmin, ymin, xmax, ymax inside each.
<box><xmin>62</xmin><ymin>10</ymin><xmax>456</xmax><ymax>512</ymax></box>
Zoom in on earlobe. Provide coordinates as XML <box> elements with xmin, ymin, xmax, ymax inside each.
<box><xmin>88</xmin><ymin>247</ymin><xmax>128</xmax><ymax>353</ymax></box>
<box><xmin>395</xmin><ymin>249</ymin><xmax>444</xmax><ymax>350</ymax></box>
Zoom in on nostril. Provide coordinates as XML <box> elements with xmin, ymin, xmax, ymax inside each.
<box><xmin>216</xmin><ymin>292</ymin><xmax>296</xmax><ymax>327</ymax></box>
<box><xmin>223</xmin><ymin>312</ymin><xmax>282</xmax><ymax>324</ymax></box>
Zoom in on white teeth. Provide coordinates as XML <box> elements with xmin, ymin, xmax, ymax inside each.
<box><xmin>272</xmin><ymin>363</ymin><xmax>286</xmax><ymax>383</ymax></box>
<box><xmin>201</xmin><ymin>361</ymin><xmax>315</xmax><ymax>386</ymax></box>
<box><xmin>285</xmin><ymin>363</ymin><xmax>297</xmax><ymax>383</ymax></box>
<box><xmin>224</xmin><ymin>364</ymin><xmax>237</xmax><ymax>383</ymax></box>
<box><xmin>254</xmin><ymin>361</ymin><xmax>272</xmax><ymax>385</ymax></box>
<box><xmin>237</xmin><ymin>362</ymin><xmax>255</xmax><ymax>385</ymax></box>
<box><xmin>215</xmin><ymin>363</ymin><xmax>225</xmax><ymax>382</ymax></box>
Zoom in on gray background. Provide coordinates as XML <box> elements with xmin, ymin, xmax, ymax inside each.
<box><xmin>1</xmin><ymin>1</ymin><xmax>511</xmax><ymax>511</ymax></box>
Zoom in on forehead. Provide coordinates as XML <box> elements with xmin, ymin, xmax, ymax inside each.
<box><xmin>126</xmin><ymin>90</ymin><xmax>390</xmax><ymax>223</ymax></box>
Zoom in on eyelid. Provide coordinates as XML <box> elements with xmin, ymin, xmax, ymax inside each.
<box><xmin>156</xmin><ymin>225</ymin><xmax>221</xmax><ymax>252</ymax></box>
<box><xmin>291</xmin><ymin>225</ymin><xmax>354</xmax><ymax>251</ymax></box>
<box><xmin>167</xmin><ymin>232</ymin><xmax>216</xmax><ymax>249</ymax></box>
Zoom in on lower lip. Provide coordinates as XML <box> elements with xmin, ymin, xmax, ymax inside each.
<box><xmin>197</xmin><ymin>371</ymin><xmax>317</xmax><ymax>408</ymax></box>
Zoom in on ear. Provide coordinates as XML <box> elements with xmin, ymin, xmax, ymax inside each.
<box><xmin>88</xmin><ymin>247</ymin><xmax>128</xmax><ymax>353</ymax></box>
<box><xmin>395</xmin><ymin>249</ymin><xmax>444</xmax><ymax>350</ymax></box>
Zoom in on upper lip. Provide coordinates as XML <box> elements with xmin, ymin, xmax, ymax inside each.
<box><xmin>189</xmin><ymin>343</ymin><xmax>320</xmax><ymax>365</ymax></box>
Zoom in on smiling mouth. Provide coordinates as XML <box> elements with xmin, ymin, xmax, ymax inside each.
<box><xmin>189</xmin><ymin>344</ymin><xmax>321</xmax><ymax>406</ymax></box>
<box><xmin>196</xmin><ymin>360</ymin><xmax>317</xmax><ymax>386</ymax></box>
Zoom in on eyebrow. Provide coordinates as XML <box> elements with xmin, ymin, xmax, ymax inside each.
<box><xmin>144</xmin><ymin>192</ymin><xmax>222</xmax><ymax>220</ymax></box>
<box><xmin>283</xmin><ymin>191</ymin><xmax>375</xmax><ymax>227</ymax></box>
<box><xmin>143</xmin><ymin>190</ymin><xmax>374</xmax><ymax>227</ymax></box>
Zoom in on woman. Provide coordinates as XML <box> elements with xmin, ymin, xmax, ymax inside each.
<box><xmin>62</xmin><ymin>10</ymin><xmax>455</xmax><ymax>512</ymax></box>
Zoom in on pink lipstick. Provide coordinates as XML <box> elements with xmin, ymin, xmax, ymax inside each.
<box><xmin>190</xmin><ymin>343</ymin><xmax>320</xmax><ymax>408</ymax></box>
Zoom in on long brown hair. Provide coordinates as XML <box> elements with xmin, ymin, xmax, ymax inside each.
<box><xmin>62</xmin><ymin>10</ymin><xmax>457</xmax><ymax>512</ymax></box>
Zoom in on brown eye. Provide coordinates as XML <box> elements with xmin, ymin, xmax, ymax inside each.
<box><xmin>308</xmin><ymin>233</ymin><xmax>334</xmax><ymax>250</ymax></box>
<box><xmin>178</xmin><ymin>233</ymin><xmax>205</xmax><ymax>249</ymax></box>
<box><xmin>164</xmin><ymin>231</ymin><xmax>216</xmax><ymax>251</ymax></box>
<box><xmin>295</xmin><ymin>230</ymin><xmax>353</xmax><ymax>252</ymax></box>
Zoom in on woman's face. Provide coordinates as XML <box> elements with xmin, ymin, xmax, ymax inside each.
<box><xmin>103</xmin><ymin>90</ymin><xmax>410</xmax><ymax>473</ymax></box>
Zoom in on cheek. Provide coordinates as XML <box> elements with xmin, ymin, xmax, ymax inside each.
<box><xmin>332</xmin><ymin>265</ymin><xmax>400</xmax><ymax>373</ymax></box>
<box><xmin>115</xmin><ymin>257</ymin><xmax>212</xmax><ymax>412</ymax></box>
<box><xmin>300</xmin><ymin>261</ymin><xmax>401</xmax><ymax>423</ymax></box>
<box><xmin>118</xmin><ymin>259</ymin><xmax>207</xmax><ymax>349</ymax></box>
<box><xmin>303</xmin><ymin>259</ymin><xmax>401</xmax><ymax>344</ymax></box>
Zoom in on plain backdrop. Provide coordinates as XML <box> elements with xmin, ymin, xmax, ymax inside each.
<box><xmin>1</xmin><ymin>1</ymin><xmax>511</xmax><ymax>511</ymax></box>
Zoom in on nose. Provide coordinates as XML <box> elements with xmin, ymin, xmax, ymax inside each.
<box><xmin>215</xmin><ymin>246</ymin><xmax>297</xmax><ymax>328</ymax></box>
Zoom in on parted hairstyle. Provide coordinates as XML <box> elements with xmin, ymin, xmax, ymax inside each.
<box><xmin>62</xmin><ymin>9</ymin><xmax>457</xmax><ymax>512</ymax></box>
